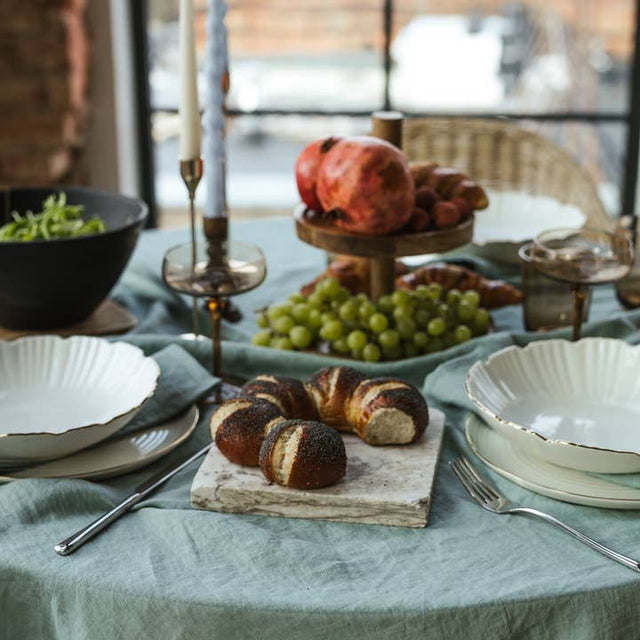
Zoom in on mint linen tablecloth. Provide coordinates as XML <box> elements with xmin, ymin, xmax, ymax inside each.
<box><xmin>2</xmin><ymin>218</ymin><xmax>640</xmax><ymax>640</ymax></box>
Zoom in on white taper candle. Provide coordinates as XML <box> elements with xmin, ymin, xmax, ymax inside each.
<box><xmin>178</xmin><ymin>0</ymin><xmax>201</xmax><ymax>161</ymax></box>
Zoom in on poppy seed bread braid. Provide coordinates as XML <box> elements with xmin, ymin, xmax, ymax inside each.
<box><xmin>259</xmin><ymin>419</ymin><xmax>347</xmax><ymax>490</ymax></box>
<box><xmin>241</xmin><ymin>374</ymin><xmax>318</xmax><ymax>420</ymax></box>
<box><xmin>209</xmin><ymin>367</ymin><xmax>429</xmax><ymax>489</ymax></box>
<box><xmin>307</xmin><ymin>367</ymin><xmax>428</xmax><ymax>445</ymax></box>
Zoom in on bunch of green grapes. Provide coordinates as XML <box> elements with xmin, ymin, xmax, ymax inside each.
<box><xmin>251</xmin><ymin>277</ymin><xmax>490</xmax><ymax>362</ymax></box>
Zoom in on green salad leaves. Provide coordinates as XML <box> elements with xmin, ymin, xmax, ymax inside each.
<box><xmin>0</xmin><ymin>192</ymin><xmax>107</xmax><ymax>241</ymax></box>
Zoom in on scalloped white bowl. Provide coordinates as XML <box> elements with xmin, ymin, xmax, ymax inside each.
<box><xmin>466</xmin><ymin>338</ymin><xmax>640</xmax><ymax>474</ymax></box>
<box><xmin>0</xmin><ymin>336</ymin><xmax>160</xmax><ymax>465</ymax></box>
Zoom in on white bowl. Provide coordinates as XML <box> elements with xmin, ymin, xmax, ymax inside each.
<box><xmin>0</xmin><ymin>336</ymin><xmax>160</xmax><ymax>465</ymax></box>
<box><xmin>472</xmin><ymin>189</ymin><xmax>586</xmax><ymax>264</ymax></box>
<box><xmin>465</xmin><ymin>338</ymin><xmax>640</xmax><ymax>474</ymax></box>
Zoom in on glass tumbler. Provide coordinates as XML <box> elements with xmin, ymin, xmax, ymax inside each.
<box><xmin>519</xmin><ymin>242</ymin><xmax>591</xmax><ymax>332</ymax></box>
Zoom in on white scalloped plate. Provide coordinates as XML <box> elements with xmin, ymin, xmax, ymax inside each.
<box><xmin>465</xmin><ymin>413</ymin><xmax>640</xmax><ymax>509</ymax></box>
<box><xmin>466</xmin><ymin>338</ymin><xmax>640</xmax><ymax>474</ymax></box>
<box><xmin>0</xmin><ymin>405</ymin><xmax>198</xmax><ymax>482</ymax></box>
<box><xmin>0</xmin><ymin>335</ymin><xmax>160</xmax><ymax>464</ymax></box>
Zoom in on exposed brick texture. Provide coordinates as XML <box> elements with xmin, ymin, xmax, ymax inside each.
<box><xmin>0</xmin><ymin>0</ymin><xmax>89</xmax><ymax>186</ymax></box>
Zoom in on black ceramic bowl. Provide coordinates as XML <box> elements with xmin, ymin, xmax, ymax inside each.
<box><xmin>0</xmin><ymin>186</ymin><xmax>148</xmax><ymax>330</ymax></box>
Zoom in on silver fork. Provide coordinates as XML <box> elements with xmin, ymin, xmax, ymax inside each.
<box><xmin>449</xmin><ymin>457</ymin><xmax>640</xmax><ymax>574</ymax></box>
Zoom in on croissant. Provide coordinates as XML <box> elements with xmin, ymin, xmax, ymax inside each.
<box><xmin>410</xmin><ymin>162</ymin><xmax>489</xmax><ymax>210</ymax></box>
<box><xmin>396</xmin><ymin>263</ymin><xmax>523</xmax><ymax>309</ymax></box>
<box><xmin>300</xmin><ymin>256</ymin><xmax>409</xmax><ymax>296</ymax></box>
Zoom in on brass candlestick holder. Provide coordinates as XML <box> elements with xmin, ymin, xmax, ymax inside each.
<box><xmin>180</xmin><ymin>157</ymin><xmax>204</xmax><ymax>338</ymax></box>
<box><xmin>162</xmin><ymin>219</ymin><xmax>266</xmax><ymax>378</ymax></box>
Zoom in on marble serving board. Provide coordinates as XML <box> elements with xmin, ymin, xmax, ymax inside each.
<box><xmin>191</xmin><ymin>408</ymin><xmax>445</xmax><ymax>528</ymax></box>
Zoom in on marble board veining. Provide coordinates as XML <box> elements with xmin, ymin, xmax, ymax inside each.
<box><xmin>191</xmin><ymin>408</ymin><xmax>445</xmax><ymax>528</ymax></box>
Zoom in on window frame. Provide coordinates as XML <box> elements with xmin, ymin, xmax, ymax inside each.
<box><xmin>132</xmin><ymin>0</ymin><xmax>640</xmax><ymax>226</ymax></box>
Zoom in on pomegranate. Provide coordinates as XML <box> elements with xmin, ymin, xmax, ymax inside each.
<box><xmin>316</xmin><ymin>136</ymin><xmax>414</xmax><ymax>236</ymax></box>
<box><xmin>295</xmin><ymin>137</ymin><xmax>341</xmax><ymax>211</ymax></box>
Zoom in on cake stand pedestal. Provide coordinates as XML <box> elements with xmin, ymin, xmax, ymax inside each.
<box><xmin>294</xmin><ymin>205</ymin><xmax>474</xmax><ymax>300</ymax></box>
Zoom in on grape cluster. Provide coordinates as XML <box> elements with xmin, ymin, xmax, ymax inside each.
<box><xmin>251</xmin><ymin>277</ymin><xmax>490</xmax><ymax>362</ymax></box>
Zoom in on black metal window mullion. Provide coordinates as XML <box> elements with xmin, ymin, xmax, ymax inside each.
<box><xmin>622</xmin><ymin>0</ymin><xmax>640</xmax><ymax>216</ymax></box>
<box><xmin>382</xmin><ymin>0</ymin><xmax>393</xmax><ymax>111</ymax></box>
<box><xmin>131</xmin><ymin>0</ymin><xmax>157</xmax><ymax>228</ymax></box>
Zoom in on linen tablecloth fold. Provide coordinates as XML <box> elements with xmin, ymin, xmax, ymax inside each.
<box><xmin>114</xmin><ymin>343</ymin><xmax>219</xmax><ymax>437</ymax></box>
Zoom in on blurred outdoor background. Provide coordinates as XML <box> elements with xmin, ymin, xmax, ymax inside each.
<box><xmin>145</xmin><ymin>0</ymin><xmax>635</xmax><ymax>227</ymax></box>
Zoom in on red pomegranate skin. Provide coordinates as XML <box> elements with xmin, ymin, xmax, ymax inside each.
<box><xmin>316</xmin><ymin>136</ymin><xmax>415</xmax><ymax>235</ymax></box>
<box><xmin>295</xmin><ymin>137</ymin><xmax>341</xmax><ymax>211</ymax></box>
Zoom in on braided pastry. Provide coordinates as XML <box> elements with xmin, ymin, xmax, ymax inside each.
<box><xmin>259</xmin><ymin>419</ymin><xmax>347</xmax><ymax>490</ymax></box>
<box><xmin>305</xmin><ymin>366</ymin><xmax>365</xmax><ymax>430</ymax></box>
<box><xmin>210</xmin><ymin>367</ymin><xmax>429</xmax><ymax>488</ymax></box>
<box><xmin>211</xmin><ymin>397</ymin><xmax>285</xmax><ymax>466</ymax></box>
<box><xmin>396</xmin><ymin>263</ymin><xmax>523</xmax><ymax>310</ymax></box>
<box><xmin>344</xmin><ymin>376</ymin><xmax>428</xmax><ymax>445</ymax></box>
<box><xmin>241</xmin><ymin>374</ymin><xmax>318</xmax><ymax>420</ymax></box>
<box><xmin>306</xmin><ymin>367</ymin><xmax>427</xmax><ymax>445</ymax></box>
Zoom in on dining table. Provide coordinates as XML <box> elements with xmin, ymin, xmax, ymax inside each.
<box><xmin>2</xmin><ymin>215</ymin><xmax>640</xmax><ymax>640</ymax></box>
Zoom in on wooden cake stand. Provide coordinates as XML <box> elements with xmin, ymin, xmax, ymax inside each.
<box><xmin>294</xmin><ymin>205</ymin><xmax>474</xmax><ymax>299</ymax></box>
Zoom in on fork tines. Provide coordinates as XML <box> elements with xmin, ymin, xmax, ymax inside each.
<box><xmin>449</xmin><ymin>458</ymin><xmax>640</xmax><ymax>573</ymax></box>
<box><xmin>449</xmin><ymin>457</ymin><xmax>500</xmax><ymax>506</ymax></box>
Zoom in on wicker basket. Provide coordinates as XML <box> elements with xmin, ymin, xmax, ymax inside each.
<box><xmin>402</xmin><ymin>118</ymin><xmax>611</xmax><ymax>230</ymax></box>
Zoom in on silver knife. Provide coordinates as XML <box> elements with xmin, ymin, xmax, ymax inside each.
<box><xmin>54</xmin><ymin>382</ymin><xmax>243</xmax><ymax>556</ymax></box>
<box><xmin>54</xmin><ymin>442</ymin><xmax>212</xmax><ymax>556</ymax></box>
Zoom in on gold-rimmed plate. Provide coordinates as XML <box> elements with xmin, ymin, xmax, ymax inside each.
<box><xmin>465</xmin><ymin>413</ymin><xmax>640</xmax><ymax>509</ymax></box>
<box><xmin>0</xmin><ymin>405</ymin><xmax>199</xmax><ymax>482</ymax></box>
<box><xmin>465</xmin><ymin>338</ymin><xmax>640</xmax><ymax>474</ymax></box>
<box><xmin>0</xmin><ymin>335</ymin><xmax>160</xmax><ymax>465</ymax></box>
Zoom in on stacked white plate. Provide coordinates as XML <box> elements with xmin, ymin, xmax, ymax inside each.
<box><xmin>0</xmin><ymin>335</ymin><xmax>197</xmax><ymax>480</ymax></box>
<box><xmin>465</xmin><ymin>338</ymin><xmax>640</xmax><ymax>508</ymax></box>
<box><xmin>0</xmin><ymin>335</ymin><xmax>160</xmax><ymax>465</ymax></box>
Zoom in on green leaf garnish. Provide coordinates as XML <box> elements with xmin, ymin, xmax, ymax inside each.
<box><xmin>0</xmin><ymin>192</ymin><xmax>107</xmax><ymax>241</ymax></box>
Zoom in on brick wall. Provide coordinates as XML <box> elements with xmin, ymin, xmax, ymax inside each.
<box><xmin>0</xmin><ymin>0</ymin><xmax>89</xmax><ymax>186</ymax></box>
